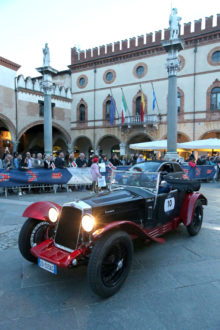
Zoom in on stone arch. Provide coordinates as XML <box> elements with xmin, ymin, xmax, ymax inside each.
<box><xmin>18</xmin><ymin>120</ymin><xmax>71</xmax><ymax>145</ymax></box>
<box><xmin>0</xmin><ymin>114</ymin><xmax>16</xmax><ymax>156</ymax></box>
<box><xmin>0</xmin><ymin>113</ymin><xmax>16</xmax><ymax>140</ymax></box>
<box><xmin>161</xmin><ymin>131</ymin><xmax>190</xmax><ymax>142</ymax></box>
<box><xmin>199</xmin><ymin>130</ymin><xmax>220</xmax><ymax>140</ymax></box>
<box><xmin>127</xmin><ymin>132</ymin><xmax>153</xmax><ymax>145</ymax></box>
<box><xmin>97</xmin><ymin>134</ymin><xmax>121</xmax><ymax>158</ymax></box>
<box><xmin>73</xmin><ymin>135</ymin><xmax>93</xmax><ymax>157</ymax></box>
<box><xmin>132</xmin><ymin>90</ymin><xmax>147</xmax><ymax>116</ymax></box>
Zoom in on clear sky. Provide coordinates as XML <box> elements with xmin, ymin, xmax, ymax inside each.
<box><xmin>0</xmin><ymin>0</ymin><xmax>219</xmax><ymax>77</ymax></box>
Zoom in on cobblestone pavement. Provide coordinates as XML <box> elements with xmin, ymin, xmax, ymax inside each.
<box><xmin>0</xmin><ymin>224</ymin><xmax>23</xmax><ymax>250</ymax></box>
<box><xmin>0</xmin><ymin>183</ymin><xmax>220</xmax><ymax>329</ymax></box>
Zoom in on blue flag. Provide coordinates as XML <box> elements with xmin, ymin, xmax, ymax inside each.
<box><xmin>110</xmin><ymin>96</ymin><xmax>115</xmax><ymax>125</ymax></box>
<box><xmin>153</xmin><ymin>90</ymin><xmax>156</xmax><ymax>111</ymax></box>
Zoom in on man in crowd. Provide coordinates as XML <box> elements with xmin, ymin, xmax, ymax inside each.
<box><xmin>26</xmin><ymin>152</ymin><xmax>33</xmax><ymax>168</ymax></box>
<box><xmin>76</xmin><ymin>153</ymin><xmax>87</xmax><ymax>191</ymax></box>
<box><xmin>76</xmin><ymin>153</ymin><xmax>87</xmax><ymax>168</ymax></box>
<box><xmin>136</xmin><ymin>154</ymin><xmax>144</xmax><ymax>163</ymax></box>
<box><xmin>109</xmin><ymin>154</ymin><xmax>122</xmax><ymax>166</ymax></box>
<box><xmin>3</xmin><ymin>154</ymin><xmax>14</xmax><ymax>170</ymax></box>
<box><xmin>32</xmin><ymin>153</ymin><xmax>44</xmax><ymax>168</ymax></box>
<box><xmin>55</xmin><ymin>151</ymin><xmax>65</xmax><ymax>169</ymax></box>
<box><xmin>14</xmin><ymin>153</ymin><xmax>22</xmax><ymax>169</ymax></box>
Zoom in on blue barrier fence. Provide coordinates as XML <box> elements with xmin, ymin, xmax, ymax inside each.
<box><xmin>0</xmin><ymin>164</ymin><xmax>216</xmax><ymax>190</ymax></box>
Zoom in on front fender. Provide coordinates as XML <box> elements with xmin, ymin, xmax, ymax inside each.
<box><xmin>22</xmin><ymin>201</ymin><xmax>62</xmax><ymax>221</ymax></box>
<box><xmin>92</xmin><ymin>221</ymin><xmax>165</xmax><ymax>244</ymax></box>
<box><xmin>180</xmin><ymin>192</ymin><xmax>207</xmax><ymax>226</ymax></box>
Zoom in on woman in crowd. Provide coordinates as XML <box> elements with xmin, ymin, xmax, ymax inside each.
<box><xmin>90</xmin><ymin>156</ymin><xmax>102</xmax><ymax>193</ymax></box>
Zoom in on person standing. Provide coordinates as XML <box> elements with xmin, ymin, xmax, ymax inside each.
<box><xmin>32</xmin><ymin>153</ymin><xmax>44</xmax><ymax>168</ymax></box>
<box><xmin>90</xmin><ymin>157</ymin><xmax>102</xmax><ymax>193</ymax></box>
<box><xmin>14</xmin><ymin>153</ymin><xmax>22</xmax><ymax>169</ymax></box>
<box><xmin>76</xmin><ymin>153</ymin><xmax>87</xmax><ymax>168</ymax></box>
<box><xmin>55</xmin><ymin>152</ymin><xmax>65</xmax><ymax>169</ymax></box>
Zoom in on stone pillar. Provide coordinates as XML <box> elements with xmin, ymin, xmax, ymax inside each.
<box><xmin>67</xmin><ymin>143</ymin><xmax>72</xmax><ymax>154</ymax></box>
<box><xmin>120</xmin><ymin>143</ymin><xmax>126</xmax><ymax>156</ymax></box>
<box><xmin>36</xmin><ymin>56</ymin><xmax>58</xmax><ymax>155</ymax></box>
<box><xmin>12</xmin><ymin>140</ymin><xmax>19</xmax><ymax>153</ymax></box>
<box><xmin>162</xmin><ymin>39</ymin><xmax>184</xmax><ymax>160</ymax></box>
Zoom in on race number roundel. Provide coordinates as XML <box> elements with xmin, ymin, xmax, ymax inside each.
<box><xmin>164</xmin><ymin>196</ymin><xmax>175</xmax><ymax>213</ymax></box>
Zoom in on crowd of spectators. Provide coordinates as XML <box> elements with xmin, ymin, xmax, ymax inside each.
<box><xmin>0</xmin><ymin>150</ymin><xmax>148</xmax><ymax>170</ymax></box>
<box><xmin>186</xmin><ymin>153</ymin><xmax>220</xmax><ymax>166</ymax></box>
<box><xmin>2</xmin><ymin>149</ymin><xmax>220</xmax><ymax>171</ymax></box>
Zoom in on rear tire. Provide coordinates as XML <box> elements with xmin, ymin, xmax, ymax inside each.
<box><xmin>18</xmin><ymin>218</ymin><xmax>50</xmax><ymax>262</ymax></box>
<box><xmin>187</xmin><ymin>200</ymin><xmax>203</xmax><ymax>236</ymax></box>
<box><xmin>88</xmin><ymin>231</ymin><xmax>133</xmax><ymax>298</ymax></box>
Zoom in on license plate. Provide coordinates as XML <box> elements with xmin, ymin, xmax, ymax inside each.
<box><xmin>38</xmin><ymin>258</ymin><xmax>57</xmax><ymax>275</ymax></box>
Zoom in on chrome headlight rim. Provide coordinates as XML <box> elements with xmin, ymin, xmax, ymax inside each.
<box><xmin>81</xmin><ymin>213</ymin><xmax>95</xmax><ymax>232</ymax></box>
<box><xmin>48</xmin><ymin>207</ymin><xmax>59</xmax><ymax>223</ymax></box>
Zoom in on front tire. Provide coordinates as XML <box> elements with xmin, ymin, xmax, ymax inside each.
<box><xmin>187</xmin><ymin>200</ymin><xmax>203</xmax><ymax>236</ymax></box>
<box><xmin>88</xmin><ymin>231</ymin><xmax>133</xmax><ymax>298</ymax></box>
<box><xmin>18</xmin><ymin>218</ymin><xmax>50</xmax><ymax>262</ymax></box>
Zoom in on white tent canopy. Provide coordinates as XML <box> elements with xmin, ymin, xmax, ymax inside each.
<box><xmin>129</xmin><ymin>140</ymin><xmax>179</xmax><ymax>150</ymax></box>
<box><xmin>178</xmin><ymin>138</ymin><xmax>220</xmax><ymax>150</ymax></box>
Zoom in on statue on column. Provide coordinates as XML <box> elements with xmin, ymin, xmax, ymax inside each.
<box><xmin>169</xmin><ymin>8</ymin><xmax>181</xmax><ymax>40</ymax></box>
<box><xmin>43</xmin><ymin>43</ymin><xmax>50</xmax><ymax>67</ymax></box>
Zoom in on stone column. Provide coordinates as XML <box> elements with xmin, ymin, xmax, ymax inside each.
<box><xmin>36</xmin><ymin>51</ymin><xmax>58</xmax><ymax>155</ymax></box>
<box><xmin>120</xmin><ymin>142</ymin><xmax>126</xmax><ymax>156</ymax></box>
<box><xmin>162</xmin><ymin>39</ymin><xmax>184</xmax><ymax>160</ymax></box>
<box><xmin>67</xmin><ymin>143</ymin><xmax>72</xmax><ymax>154</ymax></box>
<box><xmin>12</xmin><ymin>140</ymin><xmax>19</xmax><ymax>153</ymax></box>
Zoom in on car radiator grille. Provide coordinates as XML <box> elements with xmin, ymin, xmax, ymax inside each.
<box><xmin>54</xmin><ymin>206</ymin><xmax>82</xmax><ymax>251</ymax></box>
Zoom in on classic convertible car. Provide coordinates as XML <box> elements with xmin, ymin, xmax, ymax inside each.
<box><xmin>18</xmin><ymin>170</ymin><xmax>207</xmax><ymax>298</ymax></box>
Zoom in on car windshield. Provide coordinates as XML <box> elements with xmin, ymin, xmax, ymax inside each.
<box><xmin>109</xmin><ymin>170</ymin><xmax>160</xmax><ymax>193</ymax></box>
<box><xmin>129</xmin><ymin>162</ymin><xmax>161</xmax><ymax>172</ymax></box>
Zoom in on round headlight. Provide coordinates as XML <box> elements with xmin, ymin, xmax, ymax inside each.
<box><xmin>48</xmin><ymin>207</ymin><xmax>59</xmax><ymax>223</ymax></box>
<box><xmin>81</xmin><ymin>214</ymin><xmax>95</xmax><ymax>232</ymax></box>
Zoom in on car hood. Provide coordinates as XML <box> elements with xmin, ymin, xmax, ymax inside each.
<box><xmin>83</xmin><ymin>187</ymin><xmax>155</xmax><ymax>208</ymax></box>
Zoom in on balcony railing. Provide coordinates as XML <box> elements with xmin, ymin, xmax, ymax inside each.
<box><xmin>122</xmin><ymin>114</ymin><xmax>159</xmax><ymax>127</ymax></box>
<box><xmin>71</xmin><ymin>114</ymin><xmax>159</xmax><ymax>129</ymax></box>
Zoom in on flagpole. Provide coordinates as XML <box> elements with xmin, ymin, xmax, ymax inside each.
<box><xmin>151</xmin><ymin>82</ymin><xmax>160</xmax><ymax>112</ymax></box>
<box><xmin>121</xmin><ymin>88</ymin><xmax>131</xmax><ymax>116</ymax></box>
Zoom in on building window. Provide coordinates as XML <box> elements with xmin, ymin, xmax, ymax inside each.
<box><xmin>136</xmin><ymin>96</ymin><xmax>141</xmax><ymax>116</ymax></box>
<box><xmin>106</xmin><ymin>72</ymin><xmax>113</xmax><ymax>82</ymax></box>
<box><xmin>103</xmin><ymin>69</ymin><xmax>116</xmax><ymax>84</ymax></box>
<box><xmin>79</xmin><ymin>77</ymin><xmax>85</xmax><ymax>87</ymax></box>
<box><xmin>133</xmin><ymin>62</ymin><xmax>147</xmax><ymax>78</ymax></box>
<box><xmin>79</xmin><ymin>104</ymin><xmax>86</xmax><ymax>122</ymax></box>
<box><xmin>136</xmin><ymin>66</ymin><xmax>144</xmax><ymax>77</ymax></box>
<box><xmin>207</xmin><ymin>47</ymin><xmax>220</xmax><ymax>66</ymax></box>
<box><xmin>39</xmin><ymin>101</ymin><xmax>55</xmax><ymax>118</ymax></box>
<box><xmin>212</xmin><ymin>51</ymin><xmax>220</xmax><ymax>63</ymax></box>
<box><xmin>76</xmin><ymin>75</ymin><xmax>88</xmax><ymax>89</ymax></box>
<box><xmin>105</xmin><ymin>100</ymin><xmax>111</xmax><ymax>120</ymax></box>
<box><xmin>211</xmin><ymin>87</ymin><xmax>220</xmax><ymax>110</ymax></box>
<box><xmin>177</xmin><ymin>92</ymin><xmax>181</xmax><ymax>113</ymax></box>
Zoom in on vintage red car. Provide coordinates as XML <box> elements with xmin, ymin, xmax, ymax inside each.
<box><xmin>18</xmin><ymin>170</ymin><xmax>207</xmax><ymax>297</ymax></box>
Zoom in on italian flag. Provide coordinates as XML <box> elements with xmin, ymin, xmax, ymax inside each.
<box><xmin>121</xmin><ymin>93</ymin><xmax>127</xmax><ymax>124</ymax></box>
<box><xmin>140</xmin><ymin>92</ymin><xmax>145</xmax><ymax>122</ymax></box>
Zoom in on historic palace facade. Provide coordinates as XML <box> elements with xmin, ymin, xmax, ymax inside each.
<box><xmin>0</xmin><ymin>14</ymin><xmax>220</xmax><ymax>157</ymax></box>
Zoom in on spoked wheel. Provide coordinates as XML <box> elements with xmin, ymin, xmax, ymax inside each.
<box><xmin>88</xmin><ymin>231</ymin><xmax>133</xmax><ymax>298</ymax></box>
<box><xmin>18</xmin><ymin>218</ymin><xmax>50</xmax><ymax>262</ymax></box>
<box><xmin>187</xmin><ymin>200</ymin><xmax>203</xmax><ymax>236</ymax></box>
